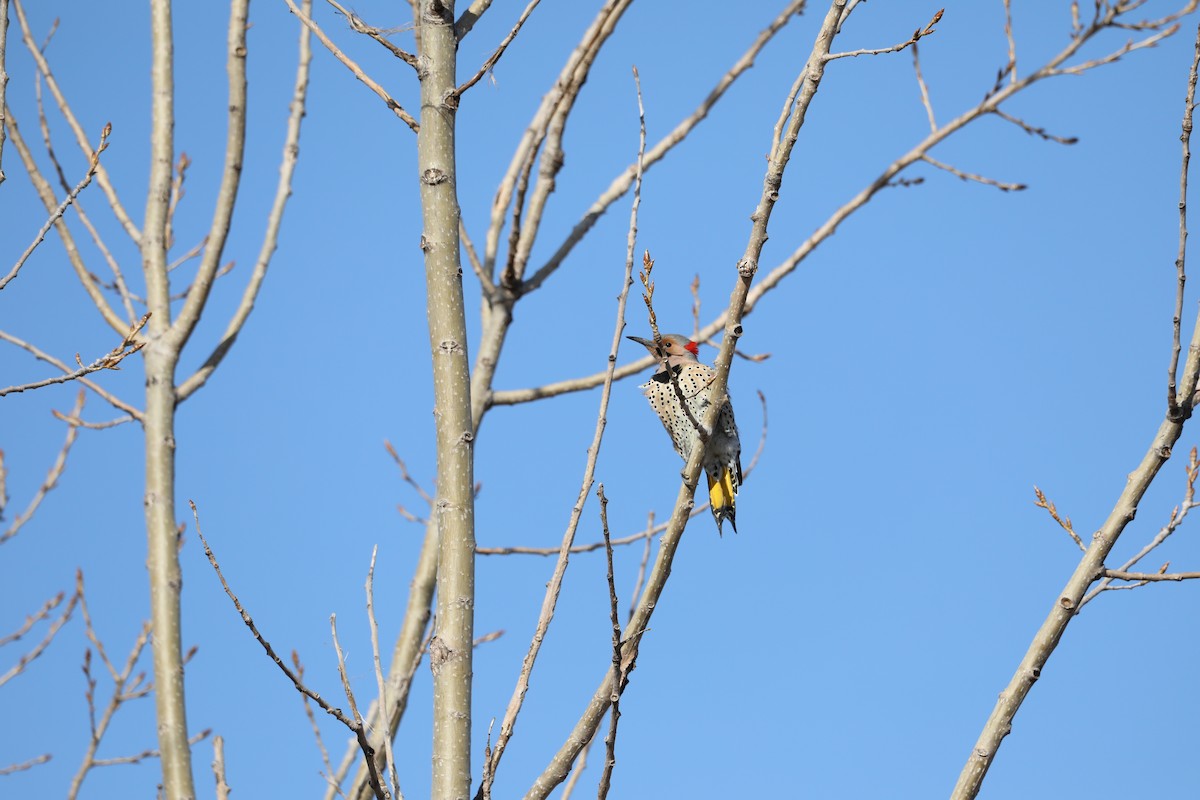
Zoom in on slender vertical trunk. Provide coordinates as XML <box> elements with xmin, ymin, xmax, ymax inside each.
<box><xmin>415</xmin><ymin>3</ymin><xmax>476</xmax><ymax>799</ymax></box>
<box><xmin>143</xmin><ymin>344</ymin><xmax>193</xmax><ymax>799</ymax></box>
<box><xmin>143</xmin><ymin>1</ymin><xmax>195</xmax><ymax>797</ymax></box>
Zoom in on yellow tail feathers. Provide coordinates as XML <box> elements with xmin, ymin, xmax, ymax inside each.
<box><xmin>706</xmin><ymin>467</ymin><xmax>738</xmax><ymax>535</ymax></box>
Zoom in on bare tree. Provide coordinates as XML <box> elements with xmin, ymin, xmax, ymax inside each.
<box><xmin>2</xmin><ymin>0</ymin><xmax>312</xmax><ymax>796</ymax></box>
<box><xmin>5</xmin><ymin>1</ymin><xmax>1200</xmax><ymax>799</ymax></box>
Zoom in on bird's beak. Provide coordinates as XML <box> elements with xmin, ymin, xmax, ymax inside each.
<box><xmin>626</xmin><ymin>335</ymin><xmax>654</xmax><ymax>349</ymax></box>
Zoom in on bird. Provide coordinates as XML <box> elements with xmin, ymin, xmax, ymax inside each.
<box><xmin>627</xmin><ymin>334</ymin><xmax>742</xmax><ymax>534</ymax></box>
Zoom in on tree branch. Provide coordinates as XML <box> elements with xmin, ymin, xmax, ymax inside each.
<box><xmin>193</xmin><ymin>501</ymin><xmax>388</xmax><ymax>799</ymax></box>
<box><xmin>11</xmin><ymin>0</ymin><xmax>140</xmax><ymax>241</ymax></box>
<box><xmin>454</xmin><ymin>0</ymin><xmax>493</xmax><ymax>40</ymax></box>
<box><xmin>454</xmin><ymin>0</ymin><xmax>541</xmax><ymax>96</ymax></box>
<box><xmin>0</xmin><ymin>0</ymin><xmax>9</xmax><ymax>186</ymax></box>
<box><xmin>0</xmin><ymin>328</ymin><xmax>142</xmax><ymax>418</ymax></box>
<box><xmin>824</xmin><ymin>7</ymin><xmax>942</xmax><ymax>60</ymax></box>
<box><xmin>3</xmin><ymin>106</ymin><xmax>128</xmax><ymax>333</ymax></box>
<box><xmin>952</xmin><ymin>10</ymin><xmax>1200</xmax><ymax>798</ymax></box>
<box><xmin>1</xmin><ymin>121</ymin><xmax>109</xmax><ymax>291</ymax></box>
<box><xmin>414</xmin><ymin>4</ymin><xmax>476</xmax><ymax>798</ymax></box>
<box><xmin>0</xmin><ymin>390</ymin><xmax>85</xmax><ymax>547</ymax></box>
<box><xmin>1170</xmin><ymin>22</ymin><xmax>1200</xmax><ymax>415</ymax></box>
<box><xmin>176</xmin><ymin>0</ymin><xmax>313</xmax><ymax>403</ymax></box>
<box><xmin>524</xmin><ymin>2</ymin><xmax>845</xmax><ymax>795</ymax></box>
<box><xmin>325</xmin><ymin>0</ymin><xmax>418</xmax><ymax>69</ymax></box>
<box><xmin>166</xmin><ymin>0</ymin><xmax>249</xmax><ymax>353</ymax></box>
<box><xmin>499</xmin><ymin>3</ymin><xmax>1185</xmax><ymax>408</ymax></box>
<box><xmin>285</xmin><ymin>0</ymin><xmax>419</xmax><ymax>132</ymax></box>
<box><xmin>0</xmin><ymin>313</ymin><xmax>147</xmax><ymax>397</ymax></box>
<box><xmin>477</xmin><ymin>62</ymin><xmax>644</xmax><ymax>800</ymax></box>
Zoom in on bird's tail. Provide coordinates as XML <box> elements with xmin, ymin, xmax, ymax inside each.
<box><xmin>706</xmin><ymin>465</ymin><xmax>738</xmax><ymax>535</ymax></box>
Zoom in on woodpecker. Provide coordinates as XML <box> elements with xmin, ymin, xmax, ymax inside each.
<box><xmin>627</xmin><ymin>334</ymin><xmax>742</xmax><ymax>534</ymax></box>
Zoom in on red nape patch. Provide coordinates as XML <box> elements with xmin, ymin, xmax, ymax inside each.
<box><xmin>685</xmin><ymin>340</ymin><xmax>700</xmax><ymax>356</ymax></box>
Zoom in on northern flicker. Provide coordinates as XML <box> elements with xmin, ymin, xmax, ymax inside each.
<box><xmin>627</xmin><ymin>334</ymin><xmax>743</xmax><ymax>534</ymax></box>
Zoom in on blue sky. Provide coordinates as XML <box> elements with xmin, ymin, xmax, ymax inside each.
<box><xmin>3</xmin><ymin>1</ymin><xmax>1200</xmax><ymax>798</ymax></box>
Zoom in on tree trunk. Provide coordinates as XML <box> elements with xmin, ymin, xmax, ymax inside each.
<box><xmin>416</xmin><ymin>3</ymin><xmax>476</xmax><ymax>799</ymax></box>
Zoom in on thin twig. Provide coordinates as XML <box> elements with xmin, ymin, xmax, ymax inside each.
<box><xmin>461</xmin><ymin>218</ymin><xmax>498</xmax><ymax>303</ymax></box>
<box><xmin>1050</xmin><ymin>24</ymin><xmax>1179</xmax><ymax>77</ymax></box>
<box><xmin>325</xmin><ymin>0</ymin><xmax>418</xmax><ymax>68</ymax></box>
<box><xmin>68</xmin><ymin>571</ymin><xmax>154</xmax><ymax>800</ymax></box>
<box><xmin>78</xmin><ymin>571</ymin><xmax>119</xmax><ymax>681</ymax></box>
<box><xmin>332</xmin><ymin>536</ymin><xmax>436</xmax><ymax>800</ymax></box>
<box><xmin>167</xmin><ymin>236</ymin><xmax>207</xmax><ymax>273</ymax></box>
<box><xmin>913</xmin><ymin>43</ymin><xmax>936</xmax><ymax>133</ymax></box>
<box><xmin>0</xmin><ymin>591</ymin><xmax>63</xmax><ymax>648</ymax></box>
<box><xmin>1033</xmin><ymin>486</ymin><xmax>1085</xmax><ymax>551</ymax></box>
<box><xmin>384</xmin><ymin>440</ymin><xmax>433</xmax><ymax>506</ymax></box>
<box><xmin>0</xmin><ymin>754</ymin><xmax>51</xmax><ymax>776</ymax></box>
<box><xmin>331</xmin><ymin>614</ymin><xmax>389</xmax><ymax>800</ymax></box>
<box><xmin>366</xmin><ymin>547</ymin><xmax>403</xmax><ymax>800</ymax></box>
<box><xmin>1</xmin><ymin>121</ymin><xmax>110</xmax><ymax>291</ymax></box>
<box><xmin>0</xmin><ymin>584</ymin><xmax>78</xmax><ymax>688</ymax></box>
<box><xmin>596</xmin><ymin>486</ymin><xmax>622</xmax><ymax>800</ymax></box>
<box><xmin>49</xmin><ymin>411</ymin><xmax>134</xmax><ymax>430</ymax></box>
<box><xmin>1103</xmin><ymin>568</ymin><xmax>1200</xmax><ymax>581</ymax></box>
<box><xmin>628</xmin><ymin>511</ymin><xmax>654</xmax><ymax>622</ymax></box>
<box><xmin>284</xmin><ymin>0</ymin><xmax>419</xmax><ymax>133</ymax></box>
<box><xmin>0</xmin><ymin>329</ymin><xmax>142</xmax><ymax>419</ymax></box>
<box><xmin>191</xmin><ymin>501</ymin><xmax>389</xmax><ymax>800</ymax></box>
<box><xmin>920</xmin><ymin>154</ymin><xmax>1026</xmax><ymax>191</ymax></box>
<box><xmin>25</xmin><ymin>52</ymin><xmax>134</xmax><ymax>323</ymax></box>
<box><xmin>165</xmin><ymin>152</ymin><xmax>189</xmax><ymax>252</ymax></box>
<box><xmin>90</xmin><ymin>730</ymin><xmax>212</xmax><ymax>768</ymax></box>
<box><xmin>293</xmin><ymin>651</ymin><xmax>341</xmax><ymax>794</ymax></box>
<box><xmin>0</xmin><ymin>390</ymin><xmax>86</xmax><ymax>546</ymax></box>
<box><xmin>688</xmin><ymin>276</ymin><xmax>771</xmax><ymax>364</ymax></box>
<box><xmin>824</xmin><ymin>8</ymin><xmax>942</xmax><ymax>60</ymax></box>
<box><xmin>0</xmin><ymin>448</ymin><xmax>7</xmax><ymax>521</ymax></box>
<box><xmin>2</xmin><ymin>105</ymin><xmax>128</xmax><ymax>333</ymax></box>
<box><xmin>454</xmin><ymin>0</ymin><xmax>541</xmax><ymax>96</ymax></box>
<box><xmin>1002</xmin><ymin>0</ymin><xmax>1017</xmax><ymax>84</ymax></box>
<box><xmin>0</xmin><ymin>313</ymin><xmax>148</xmax><ymax>397</ymax></box>
<box><xmin>991</xmin><ymin>109</ymin><xmax>1078</xmax><ymax>145</ymax></box>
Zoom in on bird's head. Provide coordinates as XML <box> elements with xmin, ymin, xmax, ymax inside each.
<box><xmin>627</xmin><ymin>334</ymin><xmax>700</xmax><ymax>368</ymax></box>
